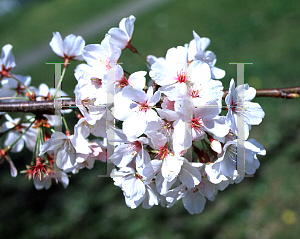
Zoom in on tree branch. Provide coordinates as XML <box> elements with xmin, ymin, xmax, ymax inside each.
<box><xmin>0</xmin><ymin>86</ymin><xmax>299</xmax><ymax>115</ymax></box>
<box><xmin>223</xmin><ymin>86</ymin><xmax>300</xmax><ymax>99</ymax></box>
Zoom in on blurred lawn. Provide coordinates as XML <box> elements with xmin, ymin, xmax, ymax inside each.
<box><xmin>0</xmin><ymin>0</ymin><xmax>300</xmax><ymax>238</ymax></box>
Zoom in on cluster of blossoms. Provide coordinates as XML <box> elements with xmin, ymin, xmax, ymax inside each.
<box><xmin>0</xmin><ymin>15</ymin><xmax>266</xmax><ymax>214</ymax></box>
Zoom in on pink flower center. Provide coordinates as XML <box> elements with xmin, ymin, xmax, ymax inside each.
<box><xmin>155</xmin><ymin>147</ymin><xmax>169</xmax><ymax>160</ymax></box>
<box><xmin>100</xmin><ymin>58</ymin><xmax>112</xmax><ymax>70</ymax></box>
<box><xmin>139</xmin><ymin>102</ymin><xmax>150</xmax><ymax>112</ymax></box>
<box><xmin>191</xmin><ymin>89</ymin><xmax>199</xmax><ymax>98</ymax></box>
<box><xmin>190</xmin><ymin>117</ymin><xmax>204</xmax><ymax>131</ymax></box>
<box><xmin>130</xmin><ymin>141</ymin><xmax>142</xmax><ymax>153</ymax></box>
<box><xmin>0</xmin><ymin>64</ymin><xmax>12</xmax><ymax>79</ymax></box>
<box><xmin>176</xmin><ymin>71</ymin><xmax>186</xmax><ymax>83</ymax></box>
<box><xmin>230</xmin><ymin>102</ymin><xmax>238</xmax><ymax>113</ymax></box>
<box><xmin>161</xmin><ymin>121</ymin><xmax>173</xmax><ymax>136</ymax></box>
<box><xmin>117</xmin><ymin>76</ymin><xmax>129</xmax><ymax>88</ymax></box>
<box><xmin>91</xmin><ymin>78</ymin><xmax>102</xmax><ymax>88</ymax></box>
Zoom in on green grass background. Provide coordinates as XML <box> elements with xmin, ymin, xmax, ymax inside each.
<box><xmin>0</xmin><ymin>0</ymin><xmax>300</xmax><ymax>238</ymax></box>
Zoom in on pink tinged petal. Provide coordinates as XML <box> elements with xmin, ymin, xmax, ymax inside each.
<box><xmin>108</xmin><ymin>28</ymin><xmax>129</xmax><ymax>50</ymax></box>
<box><xmin>1</xmin><ymin>44</ymin><xmax>16</xmax><ymax>69</ymax></box>
<box><xmin>211</xmin><ymin>66</ymin><xmax>226</xmax><ymax>79</ymax></box>
<box><xmin>49</xmin><ymin>32</ymin><xmax>64</xmax><ymax>57</ymax></box>
<box><xmin>182</xmin><ymin>190</ymin><xmax>206</xmax><ymax>215</ymax></box>
<box><xmin>127</xmin><ymin>71</ymin><xmax>146</xmax><ymax>89</ymax></box>
<box><xmin>122</xmin><ymin>86</ymin><xmax>147</xmax><ymax>103</ymax></box>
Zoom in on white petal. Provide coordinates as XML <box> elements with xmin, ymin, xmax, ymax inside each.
<box><xmin>49</xmin><ymin>32</ymin><xmax>64</xmax><ymax>57</ymax></box>
<box><xmin>182</xmin><ymin>190</ymin><xmax>206</xmax><ymax>214</ymax></box>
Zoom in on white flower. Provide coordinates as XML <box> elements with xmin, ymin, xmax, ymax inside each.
<box><xmin>187</xmin><ymin>31</ymin><xmax>225</xmax><ymax>79</ymax></box>
<box><xmin>113</xmin><ymin>86</ymin><xmax>161</xmax><ymax>139</ymax></box>
<box><xmin>34</xmin><ymin>166</ymin><xmax>69</xmax><ymax>190</ymax></box>
<box><xmin>82</xmin><ymin>36</ymin><xmax>121</xmax><ymax>75</ymax></box>
<box><xmin>149</xmin><ymin>46</ymin><xmax>212</xmax><ymax>100</ymax></box>
<box><xmin>49</xmin><ymin>32</ymin><xmax>85</xmax><ymax>61</ymax></box>
<box><xmin>0</xmin><ymin>74</ymin><xmax>31</xmax><ymax>100</ymax></box>
<box><xmin>1</xmin><ymin>114</ymin><xmax>38</xmax><ymax>153</ymax></box>
<box><xmin>109</xmin><ymin>127</ymin><xmax>150</xmax><ymax>168</ymax></box>
<box><xmin>173</xmin><ymin>98</ymin><xmax>229</xmax><ymax>153</ymax></box>
<box><xmin>225</xmin><ymin>79</ymin><xmax>265</xmax><ymax>140</ymax></box>
<box><xmin>207</xmin><ymin>137</ymin><xmax>266</xmax><ymax>182</ymax></box>
<box><xmin>107</xmin><ymin>15</ymin><xmax>136</xmax><ymax>50</ymax></box>
<box><xmin>0</xmin><ymin>44</ymin><xmax>16</xmax><ymax>80</ymax></box>
<box><xmin>39</xmin><ymin>130</ymin><xmax>91</xmax><ymax>172</ymax></box>
<box><xmin>112</xmin><ymin>64</ymin><xmax>146</xmax><ymax>93</ymax></box>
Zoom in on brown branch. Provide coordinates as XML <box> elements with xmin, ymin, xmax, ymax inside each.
<box><xmin>0</xmin><ymin>100</ymin><xmax>76</xmax><ymax>115</ymax></box>
<box><xmin>222</xmin><ymin>86</ymin><xmax>300</xmax><ymax>99</ymax></box>
<box><xmin>0</xmin><ymin>86</ymin><xmax>299</xmax><ymax>114</ymax></box>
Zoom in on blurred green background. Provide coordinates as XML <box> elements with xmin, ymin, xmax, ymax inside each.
<box><xmin>0</xmin><ymin>0</ymin><xmax>300</xmax><ymax>238</ymax></box>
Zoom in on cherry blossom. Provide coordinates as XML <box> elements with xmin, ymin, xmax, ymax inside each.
<box><xmin>49</xmin><ymin>32</ymin><xmax>85</xmax><ymax>65</ymax></box>
<box><xmin>107</xmin><ymin>15</ymin><xmax>136</xmax><ymax>50</ymax></box>
<box><xmin>0</xmin><ymin>44</ymin><xmax>16</xmax><ymax>80</ymax></box>
<box><xmin>225</xmin><ymin>79</ymin><xmax>265</xmax><ymax>140</ymax></box>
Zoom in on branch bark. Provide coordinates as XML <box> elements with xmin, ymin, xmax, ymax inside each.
<box><xmin>0</xmin><ymin>87</ymin><xmax>299</xmax><ymax>115</ymax></box>
<box><xmin>223</xmin><ymin>86</ymin><xmax>300</xmax><ymax>99</ymax></box>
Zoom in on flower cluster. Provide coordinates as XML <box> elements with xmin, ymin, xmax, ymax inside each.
<box><xmin>0</xmin><ymin>15</ymin><xmax>266</xmax><ymax>214</ymax></box>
